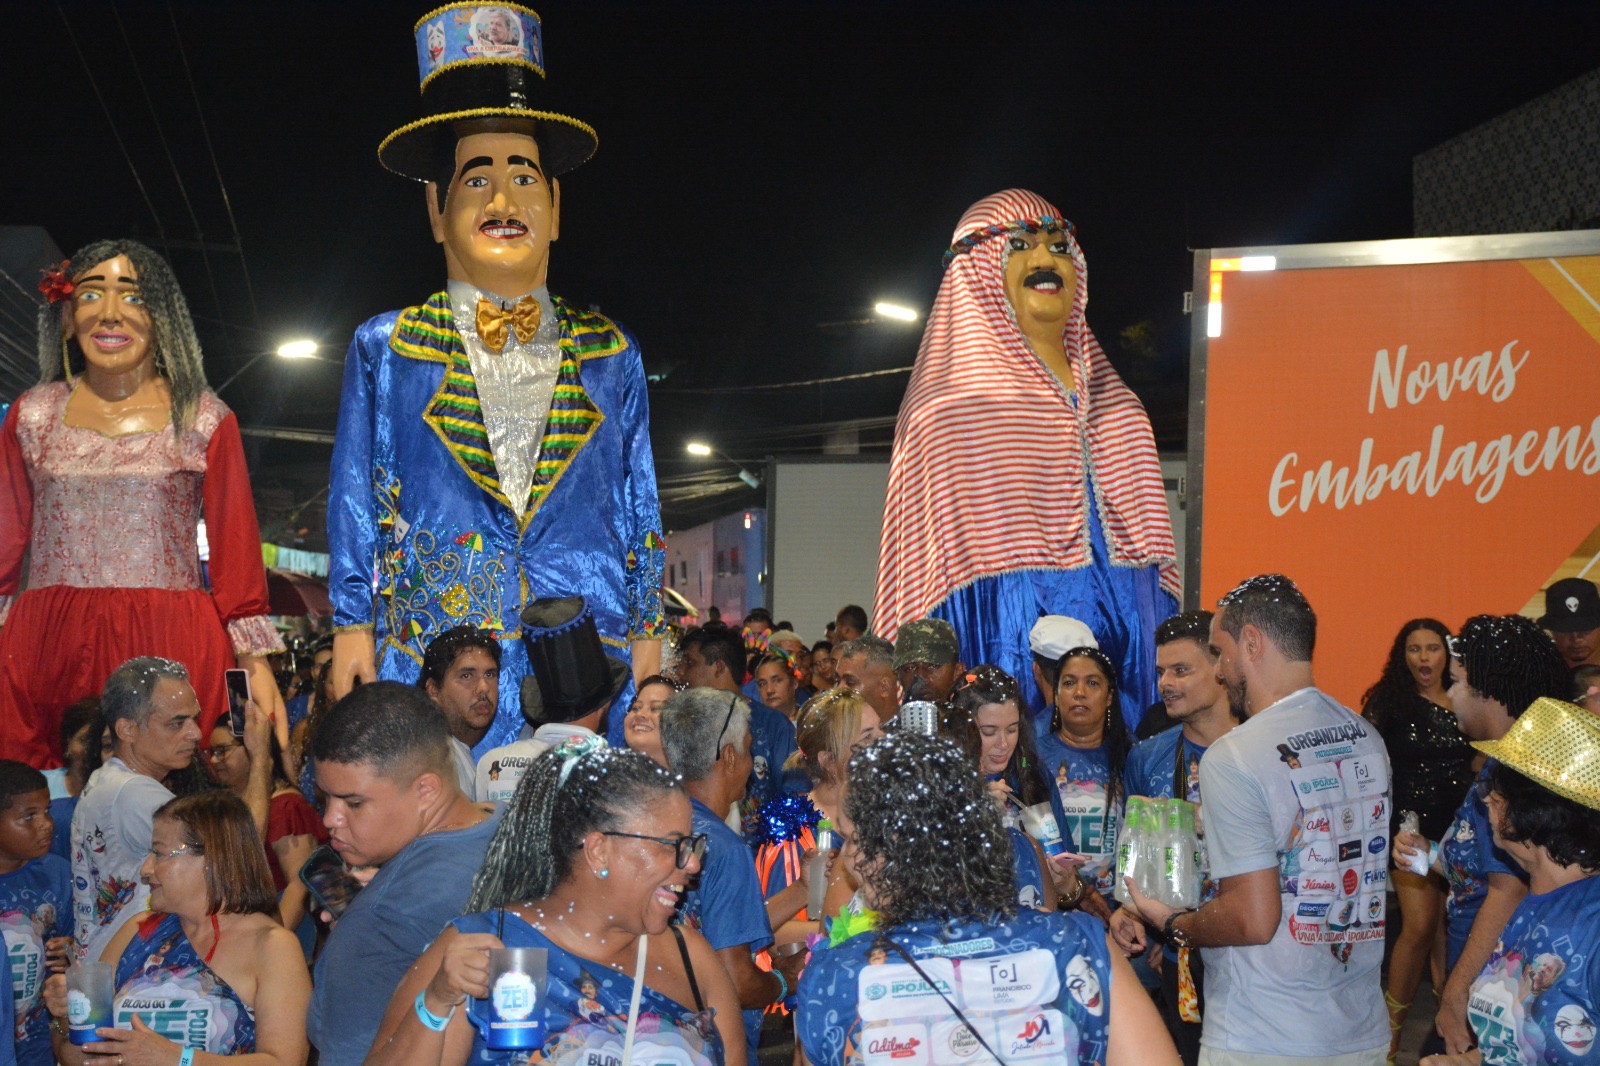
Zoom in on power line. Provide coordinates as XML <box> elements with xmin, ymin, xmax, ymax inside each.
<box><xmin>111</xmin><ymin>4</ymin><xmax>227</xmax><ymax>343</ymax></box>
<box><xmin>55</xmin><ymin>0</ymin><xmax>168</xmax><ymax>245</ymax></box>
<box><xmin>0</xmin><ymin>268</ymin><xmax>44</xmax><ymax>310</ymax></box>
<box><xmin>166</xmin><ymin>1</ymin><xmax>260</xmax><ymax>331</ymax></box>
<box><xmin>652</xmin><ymin>364</ymin><xmax>912</xmax><ymax>394</ymax></box>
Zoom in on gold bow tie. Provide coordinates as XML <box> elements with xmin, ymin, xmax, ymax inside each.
<box><xmin>475</xmin><ymin>295</ymin><xmax>541</xmax><ymax>351</ymax></box>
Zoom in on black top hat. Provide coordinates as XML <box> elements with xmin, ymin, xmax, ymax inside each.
<box><xmin>1538</xmin><ymin>577</ymin><xmax>1600</xmax><ymax>633</ymax></box>
<box><xmin>379</xmin><ymin>3</ymin><xmax>597</xmax><ymax>182</ymax></box>
<box><xmin>519</xmin><ymin>596</ymin><xmax>629</xmax><ymax>725</ymax></box>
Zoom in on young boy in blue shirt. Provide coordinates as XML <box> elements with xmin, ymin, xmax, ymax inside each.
<box><xmin>0</xmin><ymin>761</ymin><xmax>73</xmax><ymax>1066</ymax></box>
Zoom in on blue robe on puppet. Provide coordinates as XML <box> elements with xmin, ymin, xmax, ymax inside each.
<box><xmin>328</xmin><ymin>292</ymin><xmax>664</xmax><ymax>754</ymax></box>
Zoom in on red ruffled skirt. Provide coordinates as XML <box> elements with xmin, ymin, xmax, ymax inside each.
<box><xmin>0</xmin><ymin>585</ymin><xmax>235</xmax><ymax>767</ymax></box>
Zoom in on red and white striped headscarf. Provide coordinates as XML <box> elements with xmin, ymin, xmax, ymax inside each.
<box><xmin>874</xmin><ymin>189</ymin><xmax>1179</xmax><ymax>642</ymax></box>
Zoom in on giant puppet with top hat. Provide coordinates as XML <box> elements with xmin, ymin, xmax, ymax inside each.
<box><xmin>328</xmin><ymin>3</ymin><xmax>665</xmax><ymax>754</ymax></box>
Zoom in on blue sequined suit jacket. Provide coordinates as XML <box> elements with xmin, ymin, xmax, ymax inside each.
<box><xmin>328</xmin><ymin>291</ymin><xmax>665</xmax><ymax>752</ymax></box>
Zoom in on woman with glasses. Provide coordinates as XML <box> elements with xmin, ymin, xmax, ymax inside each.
<box><xmin>622</xmin><ymin>674</ymin><xmax>682</xmax><ymax>767</ymax></box>
<box><xmin>797</xmin><ymin>732</ymin><xmax>1179</xmax><ymax>1066</ymax></box>
<box><xmin>205</xmin><ymin>711</ymin><xmax>327</xmax><ymax>941</ymax></box>
<box><xmin>367</xmin><ymin>737</ymin><xmax>744</xmax><ymax>1066</ymax></box>
<box><xmin>43</xmin><ymin>790</ymin><xmax>310</xmax><ymax>1063</ymax></box>
<box><xmin>1394</xmin><ymin>615</ymin><xmax>1570</xmax><ymax>1057</ymax></box>
<box><xmin>1419</xmin><ymin>697</ymin><xmax>1600</xmax><ymax>1066</ymax></box>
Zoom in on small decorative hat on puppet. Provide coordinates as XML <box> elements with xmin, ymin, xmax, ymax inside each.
<box><xmin>519</xmin><ymin>596</ymin><xmax>629</xmax><ymax>726</ymax></box>
<box><xmin>379</xmin><ymin>3</ymin><xmax>597</xmax><ymax>181</ymax></box>
<box><xmin>1472</xmin><ymin>697</ymin><xmax>1600</xmax><ymax>812</ymax></box>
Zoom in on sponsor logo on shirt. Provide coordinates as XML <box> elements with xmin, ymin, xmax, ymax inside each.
<box><xmin>1284</xmin><ymin>722</ymin><xmax>1369</xmax><ymax>752</ymax></box>
<box><xmin>1002</xmin><ymin>1009</ymin><xmax>1068</xmax><ymax>1060</ymax></box>
<box><xmin>957</xmin><ymin>950</ymin><xmax>1057</xmax><ymax>1013</ymax></box>
<box><xmin>1367</xmin><ymin>836</ymin><xmax>1387</xmax><ymax>856</ymax></box>
<box><xmin>1303</xmin><ymin>845</ymin><xmax>1338</xmax><ymax>869</ymax></box>
<box><xmin>1337</xmin><ymin>840</ymin><xmax>1361</xmax><ymax>862</ymax></box>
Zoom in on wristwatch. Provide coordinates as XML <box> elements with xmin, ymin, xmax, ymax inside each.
<box><xmin>1163</xmin><ymin>909</ymin><xmax>1194</xmax><ymax>949</ymax></box>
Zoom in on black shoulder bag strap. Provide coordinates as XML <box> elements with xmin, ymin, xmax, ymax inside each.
<box><xmin>880</xmin><ymin>937</ymin><xmax>1009</xmax><ymax>1066</ymax></box>
<box><xmin>669</xmin><ymin>923</ymin><xmax>706</xmax><ymax>1012</ymax></box>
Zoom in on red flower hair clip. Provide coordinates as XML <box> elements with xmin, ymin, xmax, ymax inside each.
<box><xmin>37</xmin><ymin>262</ymin><xmax>74</xmax><ymax>304</ymax></box>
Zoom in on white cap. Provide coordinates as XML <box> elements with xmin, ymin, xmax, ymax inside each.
<box><xmin>1028</xmin><ymin>616</ymin><xmax>1098</xmax><ymax>660</ymax></box>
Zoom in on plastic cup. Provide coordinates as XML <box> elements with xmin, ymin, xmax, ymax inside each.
<box><xmin>1019</xmin><ymin>802</ymin><xmax>1067</xmax><ymax>858</ymax></box>
<box><xmin>66</xmin><ymin>962</ymin><xmax>115</xmax><ymax>1046</ymax></box>
<box><xmin>467</xmin><ymin>947</ymin><xmax>547</xmax><ymax>1051</ymax></box>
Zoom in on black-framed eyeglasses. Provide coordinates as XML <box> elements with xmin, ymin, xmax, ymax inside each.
<box><xmin>601</xmin><ymin>831</ymin><xmax>708</xmax><ymax>869</ymax></box>
<box><xmin>204</xmin><ymin>743</ymin><xmax>241</xmax><ymax>760</ymax></box>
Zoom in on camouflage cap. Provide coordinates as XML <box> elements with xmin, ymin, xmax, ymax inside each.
<box><xmin>893</xmin><ymin>617</ymin><xmax>960</xmax><ymax>670</ymax></box>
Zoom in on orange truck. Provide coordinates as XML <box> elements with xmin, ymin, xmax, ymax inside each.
<box><xmin>1187</xmin><ymin>230</ymin><xmax>1600</xmax><ymax>705</ymax></box>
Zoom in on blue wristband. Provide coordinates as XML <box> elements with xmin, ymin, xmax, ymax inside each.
<box><xmin>179</xmin><ymin>1049</ymin><xmax>195</xmax><ymax>1066</ymax></box>
<box><xmin>771</xmin><ymin>967</ymin><xmax>788</xmax><ymax>1004</ymax></box>
<box><xmin>414</xmin><ymin>990</ymin><xmax>457</xmax><ymax>1031</ymax></box>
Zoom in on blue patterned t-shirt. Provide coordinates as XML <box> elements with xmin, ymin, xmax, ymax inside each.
<box><xmin>1035</xmin><ymin>735</ymin><xmax>1121</xmax><ymax>899</ymax></box>
<box><xmin>112</xmin><ymin>912</ymin><xmax>255</xmax><ymax>1053</ymax></box>
<box><xmin>1468</xmin><ymin>873</ymin><xmax>1600</xmax><ymax>1063</ymax></box>
<box><xmin>797</xmin><ymin>909</ymin><xmax>1113</xmax><ymax>1066</ymax></box>
<box><xmin>1</xmin><ymin>855</ymin><xmax>72</xmax><ymax>1066</ymax></box>
<box><xmin>1441</xmin><ymin>764</ymin><xmax>1527</xmax><ymax>970</ymax></box>
<box><xmin>451</xmin><ymin>911</ymin><xmax>724</xmax><ymax>1066</ymax></box>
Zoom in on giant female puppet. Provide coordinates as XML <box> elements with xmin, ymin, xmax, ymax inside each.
<box><xmin>328</xmin><ymin>3</ymin><xmax>664</xmax><ymax>754</ymax></box>
<box><xmin>0</xmin><ymin>240</ymin><xmax>285</xmax><ymax>767</ymax></box>
<box><xmin>875</xmin><ymin>190</ymin><xmax>1179</xmax><ymax>721</ymax></box>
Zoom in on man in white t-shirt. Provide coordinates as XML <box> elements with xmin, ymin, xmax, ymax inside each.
<box><xmin>71</xmin><ymin>657</ymin><xmax>202</xmax><ymax>961</ymax></box>
<box><xmin>1119</xmin><ymin>574</ymin><xmax>1391</xmax><ymax>1066</ymax></box>
<box><xmin>475</xmin><ymin>596</ymin><xmax>628</xmax><ymax>804</ymax></box>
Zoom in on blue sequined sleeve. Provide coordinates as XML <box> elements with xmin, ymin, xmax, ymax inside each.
<box><xmin>617</xmin><ymin>331</ymin><xmax>666</xmax><ymax>640</ymax></box>
<box><xmin>327</xmin><ymin>316</ymin><xmax>391</xmax><ymax>630</ymax></box>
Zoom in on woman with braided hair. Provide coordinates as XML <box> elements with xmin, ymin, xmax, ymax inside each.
<box><xmin>1392</xmin><ymin>614</ymin><xmax>1570</xmax><ymax>1058</ymax></box>
<box><xmin>0</xmin><ymin>239</ymin><xmax>284</xmax><ymax>768</ymax></box>
<box><xmin>796</xmin><ymin>731</ymin><xmax>1178</xmax><ymax>1066</ymax></box>
<box><xmin>368</xmin><ymin>737</ymin><xmax>745</xmax><ymax>1066</ymax></box>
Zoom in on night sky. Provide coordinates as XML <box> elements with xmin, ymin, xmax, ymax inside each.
<box><xmin>7</xmin><ymin>1</ymin><xmax>1600</xmax><ymax>538</ymax></box>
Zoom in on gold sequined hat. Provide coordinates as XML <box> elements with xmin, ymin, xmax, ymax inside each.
<box><xmin>1471</xmin><ymin>697</ymin><xmax>1600</xmax><ymax>812</ymax></box>
<box><xmin>379</xmin><ymin>3</ymin><xmax>597</xmax><ymax>182</ymax></box>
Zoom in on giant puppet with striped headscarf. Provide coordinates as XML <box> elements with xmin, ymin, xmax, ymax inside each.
<box><xmin>874</xmin><ymin>189</ymin><xmax>1179</xmax><ymax>721</ymax></box>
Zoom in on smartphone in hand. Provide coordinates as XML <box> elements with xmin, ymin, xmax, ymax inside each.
<box><xmin>299</xmin><ymin>844</ymin><xmax>364</xmax><ymax>919</ymax></box>
<box><xmin>224</xmin><ymin>668</ymin><xmax>251</xmax><ymax>737</ymax></box>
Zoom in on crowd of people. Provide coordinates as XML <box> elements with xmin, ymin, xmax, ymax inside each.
<box><xmin>2</xmin><ymin>576</ymin><xmax>1598</xmax><ymax>1066</ymax></box>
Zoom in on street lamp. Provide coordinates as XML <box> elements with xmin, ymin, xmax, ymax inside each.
<box><xmin>873</xmin><ymin>301</ymin><xmax>918</xmax><ymax>323</ymax></box>
<box><xmin>685</xmin><ymin>440</ymin><xmax>761</xmax><ymax>489</ymax></box>
<box><xmin>214</xmin><ymin>338</ymin><xmax>333</xmax><ymax>393</ymax></box>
